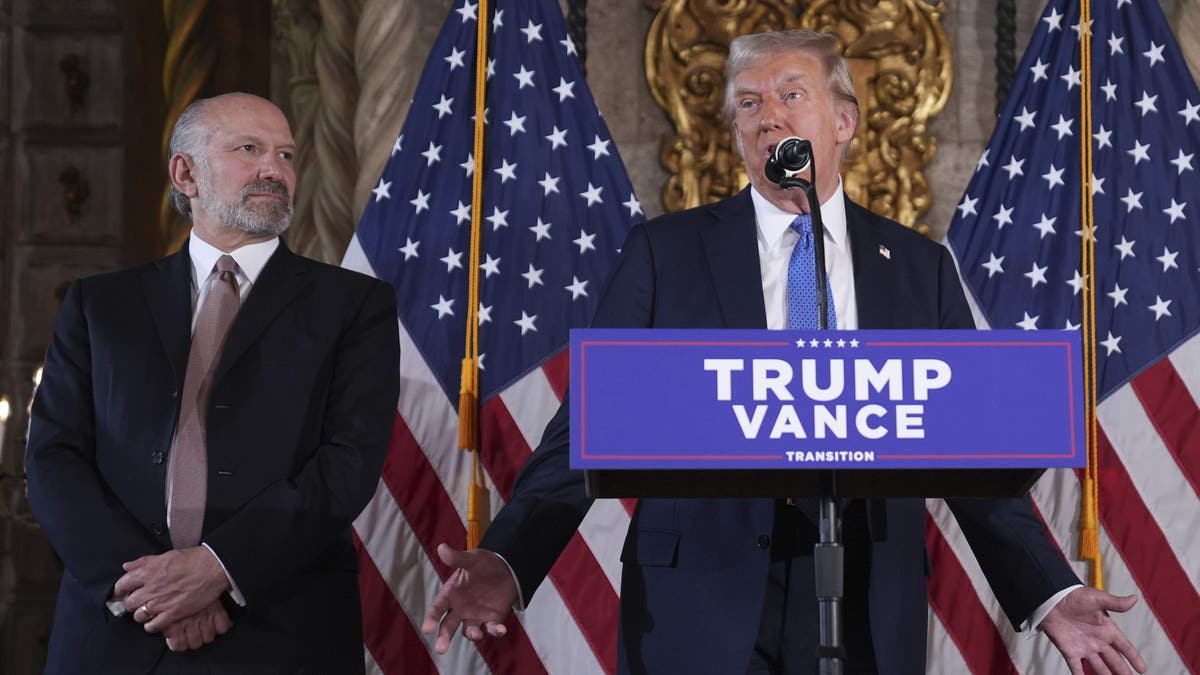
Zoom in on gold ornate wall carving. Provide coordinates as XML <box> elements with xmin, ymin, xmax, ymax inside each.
<box><xmin>646</xmin><ymin>0</ymin><xmax>951</xmax><ymax>234</ymax></box>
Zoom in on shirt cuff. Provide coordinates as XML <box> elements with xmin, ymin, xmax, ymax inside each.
<box><xmin>1023</xmin><ymin>584</ymin><xmax>1082</xmax><ymax>633</ymax></box>
<box><xmin>107</xmin><ymin>596</ymin><xmax>127</xmax><ymax>616</ymax></box>
<box><xmin>486</xmin><ymin>550</ymin><xmax>527</xmax><ymax>612</ymax></box>
<box><xmin>202</xmin><ymin>542</ymin><xmax>247</xmax><ymax>606</ymax></box>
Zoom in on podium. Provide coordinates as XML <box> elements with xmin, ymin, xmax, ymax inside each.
<box><xmin>570</xmin><ymin>328</ymin><xmax>1084</xmax><ymax>675</ymax></box>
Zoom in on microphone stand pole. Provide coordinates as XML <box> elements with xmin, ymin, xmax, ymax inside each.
<box><xmin>778</xmin><ymin>163</ymin><xmax>843</xmax><ymax>675</ymax></box>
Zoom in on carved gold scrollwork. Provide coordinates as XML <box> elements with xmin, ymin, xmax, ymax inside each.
<box><xmin>647</xmin><ymin>0</ymin><xmax>951</xmax><ymax>234</ymax></box>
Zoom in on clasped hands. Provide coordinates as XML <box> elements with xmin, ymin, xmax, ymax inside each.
<box><xmin>113</xmin><ymin>546</ymin><xmax>233</xmax><ymax>652</ymax></box>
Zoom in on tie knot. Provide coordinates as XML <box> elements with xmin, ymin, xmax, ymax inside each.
<box><xmin>790</xmin><ymin>213</ymin><xmax>813</xmax><ymax>235</ymax></box>
<box><xmin>216</xmin><ymin>255</ymin><xmax>237</xmax><ymax>274</ymax></box>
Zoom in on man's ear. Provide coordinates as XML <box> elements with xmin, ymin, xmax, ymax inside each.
<box><xmin>834</xmin><ymin>102</ymin><xmax>858</xmax><ymax>145</ymax></box>
<box><xmin>169</xmin><ymin>153</ymin><xmax>200</xmax><ymax>198</ymax></box>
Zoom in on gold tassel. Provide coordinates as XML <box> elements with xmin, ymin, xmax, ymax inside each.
<box><xmin>465</xmin><ymin>451</ymin><xmax>491</xmax><ymax>549</ymax></box>
<box><xmin>458</xmin><ymin>357</ymin><xmax>478</xmax><ymax>450</ymax></box>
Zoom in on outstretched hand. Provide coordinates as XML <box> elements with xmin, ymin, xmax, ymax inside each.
<box><xmin>1039</xmin><ymin>586</ymin><xmax>1146</xmax><ymax>675</ymax></box>
<box><xmin>421</xmin><ymin>543</ymin><xmax>519</xmax><ymax>654</ymax></box>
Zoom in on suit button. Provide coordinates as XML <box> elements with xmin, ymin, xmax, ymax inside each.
<box><xmin>150</xmin><ymin>451</ymin><xmax>164</xmax><ymax>465</ymax></box>
<box><xmin>757</xmin><ymin>535</ymin><xmax>770</xmax><ymax>550</ymax></box>
<box><xmin>151</xmin><ymin>521</ymin><xmax>166</xmax><ymax>536</ymax></box>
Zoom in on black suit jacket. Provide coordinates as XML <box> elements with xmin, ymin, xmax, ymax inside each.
<box><xmin>482</xmin><ymin>190</ymin><xmax>1079</xmax><ymax>675</ymax></box>
<box><xmin>26</xmin><ymin>242</ymin><xmax>400</xmax><ymax>673</ymax></box>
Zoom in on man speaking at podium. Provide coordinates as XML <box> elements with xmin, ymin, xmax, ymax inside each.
<box><xmin>424</xmin><ymin>30</ymin><xmax>1146</xmax><ymax>675</ymax></box>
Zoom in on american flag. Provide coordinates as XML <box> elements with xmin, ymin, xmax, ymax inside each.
<box><xmin>940</xmin><ymin>0</ymin><xmax>1200</xmax><ymax>672</ymax></box>
<box><xmin>341</xmin><ymin>0</ymin><xmax>642</xmax><ymax>672</ymax></box>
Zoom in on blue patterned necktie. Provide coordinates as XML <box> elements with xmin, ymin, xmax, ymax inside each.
<box><xmin>787</xmin><ymin>213</ymin><xmax>837</xmax><ymax>330</ymax></box>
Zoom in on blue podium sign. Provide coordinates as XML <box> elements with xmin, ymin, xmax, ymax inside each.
<box><xmin>569</xmin><ymin>329</ymin><xmax>1084</xmax><ymax>470</ymax></box>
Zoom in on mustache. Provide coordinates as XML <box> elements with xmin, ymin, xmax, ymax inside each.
<box><xmin>241</xmin><ymin>180</ymin><xmax>290</xmax><ymax>202</ymax></box>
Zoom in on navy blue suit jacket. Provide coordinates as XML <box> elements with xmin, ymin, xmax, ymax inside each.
<box><xmin>483</xmin><ymin>190</ymin><xmax>1078</xmax><ymax>674</ymax></box>
<box><xmin>26</xmin><ymin>242</ymin><xmax>399</xmax><ymax>673</ymax></box>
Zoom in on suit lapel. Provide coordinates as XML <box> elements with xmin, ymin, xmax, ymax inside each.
<box><xmin>215</xmin><ymin>241</ymin><xmax>313</xmax><ymax>382</ymax></box>
<box><xmin>845</xmin><ymin>199</ymin><xmax>894</xmax><ymax>329</ymax></box>
<box><xmin>142</xmin><ymin>250</ymin><xmax>193</xmax><ymax>388</ymax></box>
<box><xmin>700</xmin><ymin>190</ymin><xmax>768</xmax><ymax>329</ymax></box>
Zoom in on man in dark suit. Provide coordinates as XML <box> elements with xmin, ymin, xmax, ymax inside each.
<box><xmin>422</xmin><ymin>31</ymin><xmax>1145</xmax><ymax>675</ymax></box>
<box><xmin>26</xmin><ymin>92</ymin><xmax>399</xmax><ymax>673</ymax></box>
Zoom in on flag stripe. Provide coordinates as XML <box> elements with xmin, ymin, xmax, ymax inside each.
<box><xmin>925</xmin><ymin>514</ymin><xmax>1019</xmax><ymax>675</ymax></box>
<box><xmin>355</xmin><ymin>532</ymin><xmax>439</xmax><ymax>675</ymax></box>
<box><xmin>1094</xmin><ymin>425</ymin><xmax>1200</xmax><ymax>671</ymax></box>
<box><xmin>1128</xmin><ymin>357</ymin><xmax>1200</xmax><ymax>498</ymax></box>
<box><xmin>543</xmin><ymin>349</ymin><xmax>570</xmax><ymax>401</ymax></box>
<box><xmin>477</xmin><ymin>394</ymin><xmax>621</xmax><ymax>672</ymax></box>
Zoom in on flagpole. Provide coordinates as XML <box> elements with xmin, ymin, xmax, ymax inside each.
<box><xmin>460</xmin><ymin>0</ymin><xmax>491</xmax><ymax>550</ymax></box>
<box><xmin>1077</xmin><ymin>0</ymin><xmax>1103</xmax><ymax>590</ymax></box>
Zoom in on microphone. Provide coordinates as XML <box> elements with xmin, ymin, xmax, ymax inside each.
<box><xmin>772</xmin><ymin>136</ymin><xmax>812</xmax><ymax>173</ymax></box>
<box><xmin>764</xmin><ymin>136</ymin><xmax>812</xmax><ymax>189</ymax></box>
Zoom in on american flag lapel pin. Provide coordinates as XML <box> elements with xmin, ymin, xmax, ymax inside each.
<box><xmin>878</xmin><ymin>244</ymin><xmax>891</xmax><ymax>260</ymax></box>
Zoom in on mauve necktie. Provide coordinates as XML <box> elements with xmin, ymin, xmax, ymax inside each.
<box><xmin>787</xmin><ymin>213</ymin><xmax>838</xmax><ymax>330</ymax></box>
<box><xmin>168</xmin><ymin>254</ymin><xmax>240</xmax><ymax>549</ymax></box>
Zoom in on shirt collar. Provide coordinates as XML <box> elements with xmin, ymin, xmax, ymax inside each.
<box><xmin>751</xmin><ymin>177</ymin><xmax>848</xmax><ymax>254</ymax></box>
<box><xmin>188</xmin><ymin>233</ymin><xmax>280</xmax><ymax>289</ymax></box>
